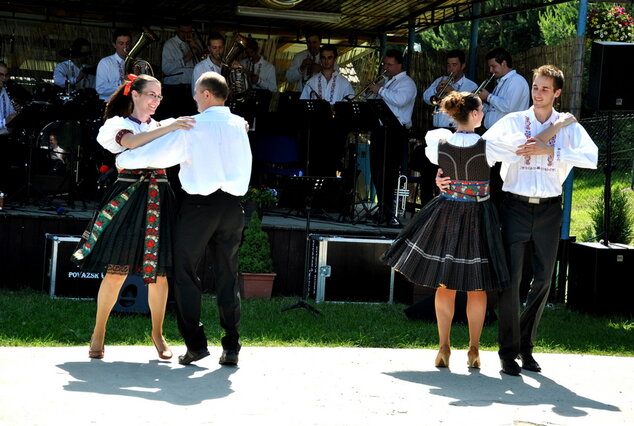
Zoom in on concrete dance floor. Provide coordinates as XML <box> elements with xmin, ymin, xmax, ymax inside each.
<box><xmin>0</xmin><ymin>346</ymin><xmax>632</xmax><ymax>425</ymax></box>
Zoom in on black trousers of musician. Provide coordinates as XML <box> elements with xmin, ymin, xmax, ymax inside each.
<box><xmin>370</xmin><ymin>125</ymin><xmax>407</xmax><ymax>221</ymax></box>
<box><xmin>497</xmin><ymin>194</ymin><xmax>562</xmax><ymax>361</ymax></box>
<box><xmin>173</xmin><ymin>190</ymin><xmax>244</xmax><ymax>353</ymax></box>
<box><xmin>155</xmin><ymin>84</ymin><xmax>197</xmax><ymax>120</ymax></box>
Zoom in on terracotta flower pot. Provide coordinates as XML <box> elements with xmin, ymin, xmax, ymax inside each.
<box><xmin>239</xmin><ymin>272</ymin><xmax>276</xmax><ymax>299</ymax></box>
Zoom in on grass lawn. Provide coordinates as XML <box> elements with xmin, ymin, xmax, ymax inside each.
<box><xmin>1</xmin><ymin>289</ymin><xmax>632</xmax><ymax>356</ymax></box>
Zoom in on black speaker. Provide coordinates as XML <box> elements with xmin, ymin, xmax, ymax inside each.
<box><xmin>112</xmin><ymin>274</ymin><xmax>149</xmax><ymax>314</ymax></box>
<box><xmin>567</xmin><ymin>242</ymin><xmax>634</xmax><ymax>316</ymax></box>
<box><xmin>587</xmin><ymin>41</ymin><xmax>634</xmax><ymax>111</ymax></box>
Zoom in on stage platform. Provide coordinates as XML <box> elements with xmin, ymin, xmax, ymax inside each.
<box><xmin>0</xmin><ymin>201</ymin><xmax>417</xmax><ymax>302</ymax></box>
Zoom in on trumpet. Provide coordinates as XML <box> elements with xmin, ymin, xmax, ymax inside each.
<box><xmin>430</xmin><ymin>72</ymin><xmax>455</xmax><ymax>106</ymax></box>
<box><xmin>394</xmin><ymin>174</ymin><xmax>410</xmax><ymax>218</ymax></box>
<box><xmin>346</xmin><ymin>70</ymin><xmax>387</xmax><ymax>102</ymax></box>
<box><xmin>473</xmin><ymin>73</ymin><xmax>496</xmax><ymax>95</ymax></box>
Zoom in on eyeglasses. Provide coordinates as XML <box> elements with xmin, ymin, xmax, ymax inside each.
<box><xmin>141</xmin><ymin>92</ymin><xmax>163</xmax><ymax>101</ymax></box>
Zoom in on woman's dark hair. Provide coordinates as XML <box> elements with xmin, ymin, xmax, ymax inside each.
<box><xmin>103</xmin><ymin>74</ymin><xmax>160</xmax><ymax>119</ymax></box>
<box><xmin>440</xmin><ymin>91</ymin><xmax>481</xmax><ymax>124</ymax></box>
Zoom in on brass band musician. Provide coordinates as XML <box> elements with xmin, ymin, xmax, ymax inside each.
<box><xmin>0</xmin><ymin>62</ymin><xmax>16</xmax><ymax>135</ymax></box>
<box><xmin>286</xmin><ymin>30</ymin><xmax>338</xmax><ymax>93</ymax></box>
<box><xmin>96</xmin><ymin>29</ymin><xmax>132</xmax><ymax>101</ymax></box>
<box><xmin>54</xmin><ymin>38</ymin><xmax>95</xmax><ymax>91</ymax></box>
<box><xmin>191</xmin><ymin>32</ymin><xmax>226</xmax><ymax>96</ymax></box>
<box><xmin>423</xmin><ymin>50</ymin><xmax>477</xmax><ymax>129</ymax></box>
<box><xmin>240</xmin><ymin>38</ymin><xmax>277</xmax><ymax>93</ymax></box>
<box><xmin>299</xmin><ymin>44</ymin><xmax>353</xmax><ymax>104</ymax></box>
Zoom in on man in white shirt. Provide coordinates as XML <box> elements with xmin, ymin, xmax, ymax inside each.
<box><xmin>95</xmin><ymin>29</ymin><xmax>131</xmax><ymax>101</ymax></box>
<box><xmin>160</xmin><ymin>18</ymin><xmax>201</xmax><ymax>117</ymax></box>
<box><xmin>191</xmin><ymin>32</ymin><xmax>226</xmax><ymax>96</ymax></box>
<box><xmin>286</xmin><ymin>30</ymin><xmax>338</xmax><ymax>93</ymax></box>
<box><xmin>0</xmin><ymin>62</ymin><xmax>16</xmax><ymax>135</ymax></box>
<box><xmin>367</xmin><ymin>49</ymin><xmax>418</xmax><ymax>225</ymax></box>
<box><xmin>300</xmin><ymin>44</ymin><xmax>353</xmax><ymax>104</ymax></box>
<box><xmin>482</xmin><ymin>65</ymin><xmax>598</xmax><ymax>376</ymax></box>
<box><xmin>479</xmin><ymin>48</ymin><xmax>530</xmax><ymax>129</ymax></box>
<box><xmin>423</xmin><ymin>49</ymin><xmax>478</xmax><ymax>129</ymax></box>
<box><xmin>54</xmin><ymin>38</ymin><xmax>95</xmax><ymax>92</ymax></box>
<box><xmin>116</xmin><ymin>72</ymin><xmax>251</xmax><ymax>367</ymax></box>
<box><xmin>240</xmin><ymin>38</ymin><xmax>277</xmax><ymax>94</ymax></box>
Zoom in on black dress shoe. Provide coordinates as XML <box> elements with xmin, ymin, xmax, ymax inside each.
<box><xmin>178</xmin><ymin>349</ymin><xmax>210</xmax><ymax>365</ymax></box>
<box><xmin>500</xmin><ymin>358</ymin><xmax>521</xmax><ymax>376</ymax></box>
<box><xmin>518</xmin><ymin>353</ymin><xmax>542</xmax><ymax>372</ymax></box>
<box><xmin>219</xmin><ymin>349</ymin><xmax>239</xmax><ymax>366</ymax></box>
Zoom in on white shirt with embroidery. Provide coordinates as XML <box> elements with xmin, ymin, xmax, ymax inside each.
<box><xmin>97</xmin><ymin>116</ymin><xmax>174</xmax><ymax>154</ymax></box>
<box><xmin>240</xmin><ymin>56</ymin><xmax>277</xmax><ymax>93</ymax></box>
<box><xmin>299</xmin><ymin>70</ymin><xmax>354</xmax><ymax>104</ymax></box>
<box><xmin>0</xmin><ymin>87</ymin><xmax>16</xmax><ymax>130</ymax></box>
<box><xmin>423</xmin><ymin>75</ymin><xmax>478</xmax><ymax>128</ymax></box>
<box><xmin>53</xmin><ymin>60</ymin><xmax>95</xmax><ymax>90</ymax></box>
<box><xmin>286</xmin><ymin>49</ymin><xmax>339</xmax><ymax>92</ymax></box>
<box><xmin>483</xmin><ymin>69</ymin><xmax>530</xmax><ymax>129</ymax></box>
<box><xmin>483</xmin><ymin>107</ymin><xmax>598</xmax><ymax>198</ymax></box>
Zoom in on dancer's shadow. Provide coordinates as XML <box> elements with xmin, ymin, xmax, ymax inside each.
<box><xmin>56</xmin><ymin>359</ymin><xmax>236</xmax><ymax>406</ymax></box>
<box><xmin>386</xmin><ymin>369</ymin><xmax>620</xmax><ymax>417</ymax></box>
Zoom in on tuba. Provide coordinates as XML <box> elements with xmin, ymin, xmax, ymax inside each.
<box><xmin>222</xmin><ymin>33</ymin><xmax>250</xmax><ymax>101</ymax></box>
<box><xmin>124</xmin><ymin>28</ymin><xmax>159</xmax><ymax>76</ymax></box>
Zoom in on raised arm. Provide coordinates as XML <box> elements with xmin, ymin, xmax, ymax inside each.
<box><xmin>119</xmin><ymin>117</ymin><xmax>195</xmax><ymax>149</ymax></box>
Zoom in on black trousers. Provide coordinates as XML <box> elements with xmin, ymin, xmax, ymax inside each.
<box><xmin>173</xmin><ymin>190</ymin><xmax>244</xmax><ymax>352</ymax></box>
<box><xmin>497</xmin><ymin>194</ymin><xmax>562</xmax><ymax>360</ymax></box>
<box><xmin>370</xmin><ymin>125</ymin><xmax>407</xmax><ymax>220</ymax></box>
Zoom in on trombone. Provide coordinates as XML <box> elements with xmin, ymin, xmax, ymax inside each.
<box><xmin>430</xmin><ymin>72</ymin><xmax>455</xmax><ymax>106</ymax></box>
<box><xmin>473</xmin><ymin>73</ymin><xmax>496</xmax><ymax>95</ymax></box>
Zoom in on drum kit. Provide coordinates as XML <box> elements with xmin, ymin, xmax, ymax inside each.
<box><xmin>3</xmin><ymin>81</ymin><xmax>107</xmax><ymax>209</ymax></box>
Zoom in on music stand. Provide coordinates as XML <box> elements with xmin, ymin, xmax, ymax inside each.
<box><xmin>281</xmin><ymin>176</ymin><xmax>329</xmax><ymax>316</ymax></box>
<box><xmin>299</xmin><ymin>99</ymin><xmax>332</xmax><ymax>176</ymax></box>
<box><xmin>334</xmin><ymin>101</ymin><xmax>380</xmax><ymax>222</ymax></box>
<box><xmin>365</xmin><ymin>99</ymin><xmax>402</xmax><ymax>225</ymax></box>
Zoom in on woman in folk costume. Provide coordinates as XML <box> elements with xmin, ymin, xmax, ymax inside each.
<box><xmin>72</xmin><ymin>74</ymin><xmax>194</xmax><ymax>360</ymax></box>
<box><xmin>382</xmin><ymin>91</ymin><xmax>574</xmax><ymax>369</ymax></box>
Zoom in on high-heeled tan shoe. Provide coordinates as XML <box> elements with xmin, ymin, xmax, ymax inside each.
<box><xmin>89</xmin><ymin>335</ymin><xmax>104</xmax><ymax>359</ymax></box>
<box><xmin>435</xmin><ymin>345</ymin><xmax>451</xmax><ymax>368</ymax></box>
<box><xmin>152</xmin><ymin>336</ymin><xmax>173</xmax><ymax>360</ymax></box>
<box><xmin>467</xmin><ymin>346</ymin><xmax>480</xmax><ymax>368</ymax></box>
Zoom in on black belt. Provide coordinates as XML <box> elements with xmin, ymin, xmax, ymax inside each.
<box><xmin>506</xmin><ymin>193</ymin><xmax>561</xmax><ymax>205</ymax></box>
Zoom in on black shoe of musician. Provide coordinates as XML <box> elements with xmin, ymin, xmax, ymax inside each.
<box><xmin>178</xmin><ymin>349</ymin><xmax>210</xmax><ymax>365</ymax></box>
<box><xmin>387</xmin><ymin>216</ymin><xmax>402</xmax><ymax>228</ymax></box>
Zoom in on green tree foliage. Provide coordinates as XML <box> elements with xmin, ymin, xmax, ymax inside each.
<box><xmin>419</xmin><ymin>21</ymin><xmax>471</xmax><ymax>51</ymax></box>
<box><xmin>239</xmin><ymin>212</ymin><xmax>274</xmax><ymax>273</ymax></box>
<box><xmin>581</xmin><ymin>187</ymin><xmax>634</xmax><ymax>244</ymax></box>
<box><xmin>539</xmin><ymin>1</ymin><xmax>579</xmax><ymax>45</ymax></box>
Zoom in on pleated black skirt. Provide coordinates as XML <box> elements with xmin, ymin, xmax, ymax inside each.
<box><xmin>73</xmin><ymin>170</ymin><xmax>176</xmax><ymax>279</ymax></box>
<box><xmin>382</xmin><ymin>196</ymin><xmax>509</xmax><ymax>292</ymax></box>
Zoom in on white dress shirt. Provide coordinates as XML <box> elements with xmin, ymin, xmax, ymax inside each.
<box><xmin>162</xmin><ymin>35</ymin><xmax>195</xmax><ymax>86</ymax></box>
<box><xmin>378</xmin><ymin>71</ymin><xmax>417</xmax><ymax>129</ymax></box>
<box><xmin>191</xmin><ymin>58</ymin><xmax>223</xmax><ymax>96</ymax></box>
<box><xmin>116</xmin><ymin>106</ymin><xmax>252</xmax><ymax>196</ymax></box>
<box><xmin>240</xmin><ymin>56</ymin><xmax>277</xmax><ymax>93</ymax></box>
<box><xmin>300</xmin><ymin>71</ymin><xmax>354</xmax><ymax>104</ymax></box>
<box><xmin>0</xmin><ymin>87</ymin><xmax>16</xmax><ymax>133</ymax></box>
<box><xmin>483</xmin><ymin>107</ymin><xmax>598</xmax><ymax>198</ymax></box>
<box><xmin>286</xmin><ymin>49</ymin><xmax>339</xmax><ymax>93</ymax></box>
<box><xmin>483</xmin><ymin>69</ymin><xmax>530</xmax><ymax>129</ymax></box>
<box><xmin>424</xmin><ymin>128</ymin><xmax>525</xmax><ymax>167</ymax></box>
<box><xmin>423</xmin><ymin>75</ymin><xmax>478</xmax><ymax>128</ymax></box>
<box><xmin>53</xmin><ymin>61</ymin><xmax>95</xmax><ymax>90</ymax></box>
<box><xmin>96</xmin><ymin>53</ymin><xmax>125</xmax><ymax>101</ymax></box>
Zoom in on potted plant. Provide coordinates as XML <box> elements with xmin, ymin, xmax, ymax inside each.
<box><xmin>238</xmin><ymin>211</ymin><xmax>276</xmax><ymax>299</ymax></box>
<box><xmin>241</xmin><ymin>186</ymin><xmax>278</xmax><ymax>222</ymax></box>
